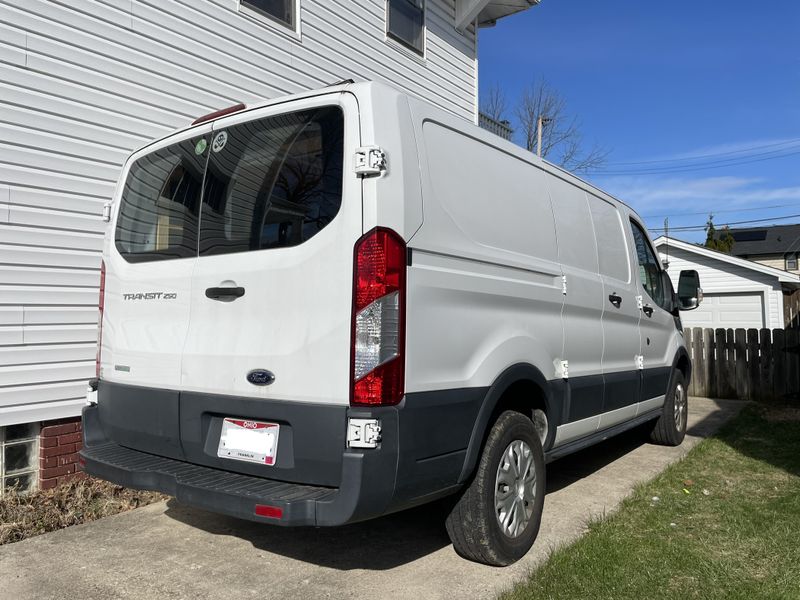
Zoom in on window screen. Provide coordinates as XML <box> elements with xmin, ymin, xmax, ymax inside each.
<box><xmin>630</xmin><ymin>220</ymin><xmax>667</xmax><ymax>309</ymax></box>
<box><xmin>241</xmin><ymin>0</ymin><xmax>294</xmax><ymax>28</ymax></box>
<box><xmin>199</xmin><ymin>107</ymin><xmax>344</xmax><ymax>256</ymax></box>
<box><xmin>589</xmin><ymin>196</ymin><xmax>630</xmax><ymax>282</ymax></box>
<box><xmin>387</xmin><ymin>0</ymin><xmax>425</xmax><ymax>54</ymax></box>
<box><xmin>115</xmin><ymin>136</ymin><xmax>207</xmax><ymax>262</ymax></box>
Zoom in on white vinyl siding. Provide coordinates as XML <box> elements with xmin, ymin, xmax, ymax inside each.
<box><xmin>659</xmin><ymin>246</ymin><xmax>785</xmax><ymax>330</ymax></box>
<box><xmin>0</xmin><ymin>0</ymin><xmax>477</xmax><ymax>426</ymax></box>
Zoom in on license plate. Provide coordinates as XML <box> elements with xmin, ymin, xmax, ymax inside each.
<box><xmin>217</xmin><ymin>418</ymin><xmax>280</xmax><ymax>465</ymax></box>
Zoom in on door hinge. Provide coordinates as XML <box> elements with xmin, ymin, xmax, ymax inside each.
<box><xmin>102</xmin><ymin>201</ymin><xmax>112</xmax><ymax>222</ymax></box>
<box><xmin>636</xmin><ymin>295</ymin><xmax>643</xmax><ymax>310</ymax></box>
<box><xmin>561</xmin><ymin>275</ymin><xmax>567</xmax><ymax>295</ymax></box>
<box><xmin>354</xmin><ymin>146</ymin><xmax>387</xmax><ymax>177</ymax></box>
<box><xmin>347</xmin><ymin>418</ymin><xmax>382</xmax><ymax>449</ymax></box>
<box><xmin>635</xmin><ymin>355</ymin><xmax>644</xmax><ymax>370</ymax></box>
<box><xmin>560</xmin><ymin>360</ymin><xmax>569</xmax><ymax>379</ymax></box>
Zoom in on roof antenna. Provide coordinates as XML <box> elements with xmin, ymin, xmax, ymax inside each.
<box><xmin>663</xmin><ymin>217</ymin><xmax>670</xmax><ymax>270</ymax></box>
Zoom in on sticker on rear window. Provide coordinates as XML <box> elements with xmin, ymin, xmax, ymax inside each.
<box><xmin>195</xmin><ymin>138</ymin><xmax>207</xmax><ymax>155</ymax></box>
<box><xmin>212</xmin><ymin>131</ymin><xmax>228</xmax><ymax>153</ymax></box>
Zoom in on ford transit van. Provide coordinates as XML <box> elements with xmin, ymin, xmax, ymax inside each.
<box><xmin>81</xmin><ymin>81</ymin><xmax>702</xmax><ymax>566</ymax></box>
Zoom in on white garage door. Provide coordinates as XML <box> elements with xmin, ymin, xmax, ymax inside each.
<box><xmin>679</xmin><ymin>292</ymin><xmax>765</xmax><ymax>329</ymax></box>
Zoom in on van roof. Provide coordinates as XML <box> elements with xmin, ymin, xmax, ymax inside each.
<box><xmin>130</xmin><ymin>80</ymin><xmax>645</xmax><ymax>228</ymax></box>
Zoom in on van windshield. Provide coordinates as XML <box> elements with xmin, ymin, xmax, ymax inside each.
<box><xmin>115</xmin><ymin>106</ymin><xmax>344</xmax><ymax>262</ymax></box>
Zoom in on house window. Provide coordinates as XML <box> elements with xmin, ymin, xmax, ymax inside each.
<box><xmin>0</xmin><ymin>424</ymin><xmax>39</xmax><ymax>495</ymax></box>
<box><xmin>387</xmin><ymin>0</ymin><xmax>425</xmax><ymax>54</ymax></box>
<box><xmin>786</xmin><ymin>254</ymin><xmax>798</xmax><ymax>271</ymax></box>
<box><xmin>241</xmin><ymin>0</ymin><xmax>295</xmax><ymax>29</ymax></box>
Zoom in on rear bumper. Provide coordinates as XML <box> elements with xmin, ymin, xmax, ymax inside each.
<box><xmin>80</xmin><ymin>380</ymin><xmax>487</xmax><ymax>526</ymax></box>
<box><xmin>81</xmin><ymin>403</ymin><xmax>393</xmax><ymax>526</ymax></box>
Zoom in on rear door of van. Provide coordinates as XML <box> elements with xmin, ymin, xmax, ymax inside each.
<box><xmin>180</xmin><ymin>93</ymin><xmax>360</xmax><ymax>403</ymax></box>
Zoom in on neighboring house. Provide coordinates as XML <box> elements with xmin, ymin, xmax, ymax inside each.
<box><xmin>725</xmin><ymin>223</ymin><xmax>800</xmax><ymax>273</ymax></box>
<box><xmin>654</xmin><ymin>237</ymin><xmax>800</xmax><ymax>330</ymax></box>
<box><xmin>0</xmin><ymin>0</ymin><xmax>538</xmax><ymax>494</ymax></box>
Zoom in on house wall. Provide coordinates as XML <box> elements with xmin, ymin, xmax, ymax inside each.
<box><xmin>748</xmin><ymin>254</ymin><xmax>800</xmax><ymax>274</ymax></box>
<box><xmin>0</xmin><ymin>0</ymin><xmax>478</xmax><ymax>428</ymax></box>
<box><xmin>659</xmin><ymin>246</ymin><xmax>784</xmax><ymax>329</ymax></box>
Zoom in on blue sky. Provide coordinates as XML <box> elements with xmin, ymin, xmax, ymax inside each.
<box><xmin>478</xmin><ymin>0</ymin><xmax>800</xmax><ymax>243</ymax></box>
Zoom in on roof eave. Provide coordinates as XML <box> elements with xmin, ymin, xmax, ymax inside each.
<box><xmin>654</xmin><ymin>236</ymin><xmax>800</xmax><ymax>284</ymax></box>
<box><xmin>456</xmin><ymin>0</ymin><xmax>540</xmax><ymax>31</ymax></box>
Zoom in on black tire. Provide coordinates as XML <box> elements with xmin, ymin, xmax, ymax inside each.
<box><xmin>649</xmin><ymin>370</ymin><xmax>688</xmax><ymax>446</ymax></box>
<box><xmin>445</xmin><ymin>411</ymin><xmax>546</xmax><ymax>566</ymax></box>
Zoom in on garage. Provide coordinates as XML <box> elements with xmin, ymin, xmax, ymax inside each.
<box><xmin>679</xmin><ymin>292</ymin><xmax>765</xmax><ymax>329</ymax></box>
<box><xmin>654</xmin><ymin>237</ymin><xmax>800</xmax><ymax>330</ymax></box>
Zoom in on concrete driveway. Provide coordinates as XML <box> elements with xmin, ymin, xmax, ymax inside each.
<box><xmin>0</xmin><ymin>397</ymin><xmax>744</xmax><ymax>600</ymax></box>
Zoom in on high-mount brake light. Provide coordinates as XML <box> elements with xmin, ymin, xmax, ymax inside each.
<box><xmin>351</xmin><ymin>228</ymin><xmax>406</xmax><ymax>407</ymax></box>
<box><xmin>96</xmin><ymin>260</ymin><xmax>106</xmax><ymax>378</ymax></box>
<box><xmin>191</xmin><ymin>103</ymin><xmax>247</xmax><ymax>126</ymax></box>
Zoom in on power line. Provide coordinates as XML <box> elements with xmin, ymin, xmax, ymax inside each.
<box><xmin>587</xmin><ymin>148</ymin><xmax>800</xmax><ymax>176</ymax></box>
<box><xmin>648</xmin><ymin>213</ymin><xmax>800</xmax><ymax>233</ymax></box>
<box><xmin>643</xmin><ymin>203</ymin><xmax>799</xmax><ymax>219</ymax></box>
<box><xmin>605</xmin><ymin>138</ymin><xmax>800</xmax><ymax>167</ymax></box>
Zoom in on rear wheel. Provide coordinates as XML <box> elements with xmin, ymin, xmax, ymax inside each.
<box><xmin>650</xmin><ymin>371</ymin><xmax>688</xmax><ymax>446</ymax></box>
<box><xmin>445</xmin><ymin>411</ymin><xmax>545</xmax><ymax>566</ymax></box>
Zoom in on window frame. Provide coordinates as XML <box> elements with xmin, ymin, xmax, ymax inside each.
<box><xmin>0</xmin><ymin>424</ymin><xmax>40</xmax><ymax>496</ymax></box>
<box><xmin>385</xmin><ymin>0</ymin><xmax>427</xmax><ymax>58</ymax></box>
<box><xmin>630</xmin><ymin>218</ymin><xmax>670</xmax><ymax>311</ymax></box>
<box><xmin>786</xmin><ymin>253</ymin><xmax>798</xmax><ymax>271</ymax></box>
<box><xmin>239</xmin><ymin>0</ymin><xmax>300</xmax><ymax>37</ymax></box>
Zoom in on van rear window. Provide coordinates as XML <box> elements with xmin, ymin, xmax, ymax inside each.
<box><xmin>115</xmin><ymin>136</ymin><xmax>207</xmax><ymax>262</ymax></box>
<box><xmin>115</xmin><ymin>106</ymin><xmax>344</xmax><ymax>263</ymax></box>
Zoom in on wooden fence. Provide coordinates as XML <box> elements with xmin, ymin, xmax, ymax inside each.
<box><xmin>685</xmin><ymin>327</ymin><xmax>800</xmax><ymax>402</ymax></box>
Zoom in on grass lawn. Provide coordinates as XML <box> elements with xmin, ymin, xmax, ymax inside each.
<box><xmin>503</xmin><ymin>404</ymin><xmax>800</xmax><ymax>600</ymax></box>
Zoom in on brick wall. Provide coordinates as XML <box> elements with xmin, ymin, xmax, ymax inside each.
<box><xmin>39</xmin><ymin>417</ymin><xmax>84</xmax><ymax>490</ymax></box>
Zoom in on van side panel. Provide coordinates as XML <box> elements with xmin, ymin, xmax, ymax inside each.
<box><xmin>547</xmin><ymin>175</ymin><xmax>605</xmax><ymax>425</ymax></box>
<box><xmin>405</xmin><ymin>114</ymin><xmax>564</xmax><ymax>396</ymax></box>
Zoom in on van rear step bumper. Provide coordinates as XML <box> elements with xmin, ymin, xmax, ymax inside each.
<box><xmin>81</xmin><ymin>441</ymin><xmax>339</xmax><ymax>526</ymax></box>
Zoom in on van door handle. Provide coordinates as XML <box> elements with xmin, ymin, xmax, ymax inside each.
<box><xmin>643</xmin><ymin>303</ymin><xmax>654</xmax><ymax>317</ymax></box>
<box><xmin>205</xmin><ymin>286</ymin><xmax>245</xmax><ymax>300</ymax></box>
<box><xmin>608</xmin><ymin>293</ymin><xmax>622</xmax><ymax>307</ymax></box>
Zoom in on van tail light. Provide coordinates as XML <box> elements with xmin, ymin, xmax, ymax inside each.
<box><xmin>96</xmin><ymin>259</ymin><xmax>106</xmax><ymax>378</ymax></box>
<box><xmin>351</xmin><ymin>228</ymin><xmax>406</xmax><ymax>406</ymax></box>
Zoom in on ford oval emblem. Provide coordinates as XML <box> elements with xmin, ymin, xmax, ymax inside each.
<box><xmin>247</xmin><ymin>369</ymin><xmax>275</xmax><ymax>386</ymax></box>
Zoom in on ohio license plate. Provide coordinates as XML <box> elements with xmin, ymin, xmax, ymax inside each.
<box><xmin>217</xmin><ymin>418</ymin><xmax>280</xmax><ymax>465</ymax></box>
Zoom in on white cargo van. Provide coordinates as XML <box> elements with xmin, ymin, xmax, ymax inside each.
<box><xmin>81</xmin><ymin>81</ymin><xmax>702</xmax><ymax>566</ymax></box>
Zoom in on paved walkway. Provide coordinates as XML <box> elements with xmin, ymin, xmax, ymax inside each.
<box><xmin>0</xmin><ymin>397</ymin><xmax>744</xmax><ymax>600</ymax></box>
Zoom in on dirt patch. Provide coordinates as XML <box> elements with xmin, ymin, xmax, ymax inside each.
<box><xmin>0</xmin><ymin>476</ymin><xmax>166</xmax><ymax>545</ymax></box>
<box><xmin>760</xmin><ymin>406</ymin><xmax>800</xmax><ymax>423</ymax></box>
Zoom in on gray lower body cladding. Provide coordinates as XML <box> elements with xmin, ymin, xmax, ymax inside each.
<box><xmin>80</xmin><ymin>380</ymin><xmax>486</xmax><ymax>526</ymax></box>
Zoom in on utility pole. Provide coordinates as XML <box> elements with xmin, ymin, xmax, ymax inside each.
<box><xmin>536</xmin><ymin>116</ymin><xmax>551</xmax><ymax>157</ymax></box>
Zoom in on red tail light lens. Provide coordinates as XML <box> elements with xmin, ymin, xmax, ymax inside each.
<box><xmin>96</xmin><ymin>260</ymin><xmax>106</xmax><ymax>378</ymax></box>
<box><xmin>351</xmin><ymin>228</ymin><xmax>406</xmax><ymax>406</ymax></box>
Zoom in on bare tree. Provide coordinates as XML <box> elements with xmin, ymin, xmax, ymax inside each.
<box><xmin>481</xmin><ymin>82</ymin><xmax>508</xmax><ymax>122</ymax></box>
<box><xmin>514</xmin><ymin>79</ymin><xmax>609</xmax><ymax>173</ymax></box>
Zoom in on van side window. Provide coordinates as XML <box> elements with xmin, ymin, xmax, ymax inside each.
<box><xmin>588</xmin><ymin>196</ymin><xmax>630</xmax><ymax>282</ymax></box>
<box><xmin>630</xmin><ymin>220</ymin><xmax>667</xmax><ymax>309</ymax></box>
<box><xmin>199</xmin><ymin>107</ymin><xmax>344</xmax><ymax>256</ymax></box>
<box><xmin>115</xmin><ymin>136</ymin><xmax>206</xmax><ymax>262</ymax></box>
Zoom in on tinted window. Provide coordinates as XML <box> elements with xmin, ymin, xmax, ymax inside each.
<box><xmin>630</xmin><ymin>220</ymin><xmax>667</xmax><ymax>309</ymax></box>
<box><xmin>589</xmin><ymin>196</ymin><xmax>629</xmax><ymax>282</ymax></box>
<box><xmin>199</xmin><ymin>107</ymin><xmax>344</xmax><ymax>256</ymax></box>
<box><xmin>387</xmin><ymin>0</ymin><xmax>425</xmax><ymax>54</ymax></box>
<box><xmin>241</xmin><ymin>0</ymin><xmax>294</xmax><ymax>28</ymax></box>
<box><xmin>115</xmin><ymin>136</ymin><xmax>207</xmax><ymax>262</ymax></box>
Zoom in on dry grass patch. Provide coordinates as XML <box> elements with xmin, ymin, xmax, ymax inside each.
<box><xmin>0</xmin><ymin>477</ymin><xmax>166</xmax><ymax>545</ymax></box>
